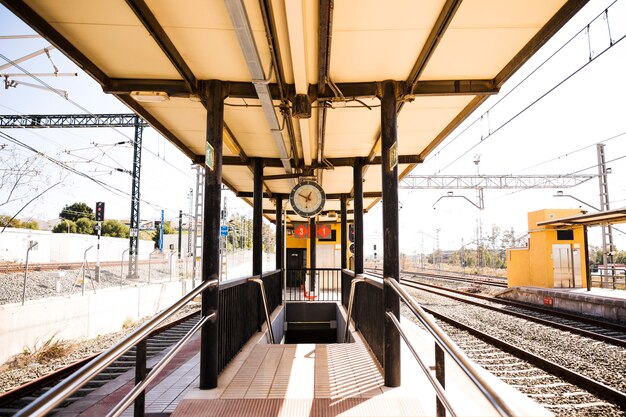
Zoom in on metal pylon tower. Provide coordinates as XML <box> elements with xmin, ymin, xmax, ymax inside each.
<box><xmin>596</xmin><ymin>143</ymin><xmax>614</xmax><ymax>273</ymax></box>
<box><xmin>0</xmin><ymin>113</ymin><xmax>148</xmax><ymax>278</ymax></box>
<box><xmin>128</xmin><ymin>116</ymin><xmax>143</xmax><ymax>278</ymax></box>
<box><xmin>192</xmin><ymin>165</ymin><xmax>205</xmax><ymax>287</ymax></box>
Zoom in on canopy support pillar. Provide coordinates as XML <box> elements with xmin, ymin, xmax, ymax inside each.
<box><xmin>381</xmin><ymin>80</ymin><xmax>401</xmax><ymax>388</ymax></box>
<box><xmin>253</xmin><ymin>158</ymin><xmax>264</xmax><ymax>277</ymax></box>
<box><xmin>200</xmin><ymin>80</ymin><xmax>226</xmax><ymax>390</ymax></box>
<box><xmin>353</xmin><ymin>159</ymin><xmax>364</xmax><ymax>275</ymax></box>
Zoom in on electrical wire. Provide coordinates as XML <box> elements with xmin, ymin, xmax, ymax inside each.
<box><xmin>0</xmin><ymin>103</ymin><xmax>131</xmax><ymax>173</ymax></box>
<box><xmin>512</xmin><ymin>131</ymin><xmax>626</xmax><ymax>174</ymax></box>
<box><xmin>420</xmin><ymin>1</ymin><xmax>624</xmax><ymax>174</ymax></box>
<box><xmin>0</xmin><ymin>53</ymin><xmax>194</xmax><ymax>180</ymax></box>
<box><xmin>0</xmin><ymin>130</ymin><xmax>182</xmax><ymax>215</ymax></box>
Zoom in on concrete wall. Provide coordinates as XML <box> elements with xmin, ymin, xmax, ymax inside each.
<box><xmin>0</xmin><ymin>228</ymin><xmax>51</xmax><ymax>264</ymax></box>
<box><xmin>0</xmin><ymin>279</ymin><xmax>194</xmax><ymax>364</ymax></box>
<box><xmin>498</xmin><ymin>287</ymin><xmax>626</xmax><ymax>324</ymax></box>
<box><xmin>0</xmin><ymin>228</ymin><xmax>153</xmax><ymax>263</ymax></box>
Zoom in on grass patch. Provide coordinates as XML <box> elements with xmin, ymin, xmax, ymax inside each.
<box><xmin>1</xmin><ymin>336</ymin><xmax>75</xmax><ymax>371</ymax></box>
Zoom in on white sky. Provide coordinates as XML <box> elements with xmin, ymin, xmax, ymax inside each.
<box><xmin>1</xmin><ymin>0</ymin><xmax>626</xmax><ymax>255</ymax></box>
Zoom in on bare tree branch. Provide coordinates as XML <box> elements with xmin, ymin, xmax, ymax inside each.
<box><xmin>1</xmin><ymin>181</ymin><xmax>62</xmax><ymax>233</ymax></box>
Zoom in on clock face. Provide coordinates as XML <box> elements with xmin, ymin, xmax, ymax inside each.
<box><xmin>289</xmin><ymin>180</ymin><xmax>326</xmax><ymax>218</ymax></box>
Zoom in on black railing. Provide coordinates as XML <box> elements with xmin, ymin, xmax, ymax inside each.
<box><xmin>15</xmin><ymin>270</ymin><xmax>283</xmax><ymax>417</ymax></box>
<box><xmin>341</xmin><ymin>269</ymin><xmax>354</xmax><ymax>307</ymax></box>
<box><xmin>14</xmin><ymin>279</ymin><xmax>218</xmax><ymax>417</ymax></box>
<box><xmin>218</xmin><ymin>270</ymin><xmax>281</xmax><ymax>372</ymax></box>
<box><xmin>351</xmin><ymin>276</ymin><xmax>384</xmax><ymax>365</ymax></box>
<box><xmin>285</xmin><ymin>268</ymin><xmax>342</xmax><ymax>301</ymax></box>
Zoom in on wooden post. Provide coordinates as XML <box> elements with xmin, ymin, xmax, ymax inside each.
<box><xmin>253</xmin><ymin>158</ymin><xmax>264</xmax><ymax>276</ymax></box>
<box><xmin>133</xmin><ymin>339</ymin><xmax>147</xmax><ymax>417</ymax></box>
<box><xmin>381</xmin><ymin>79</ymin><xmax>401</xmax><ymax>387</ymax></box>
<box><xmin>275</xmin><ymin>196</ymin><xmax>283</xmax><ymax>271</ymax></box>
<box><xmin>353</xmin><ymin>159</ymin><xmax>364</xmax><ymax>275</ymax></box>
<box><xmin>199</xmin><ymin>80</ymin><xmax>226</xmax><ymax>389</ymax></box>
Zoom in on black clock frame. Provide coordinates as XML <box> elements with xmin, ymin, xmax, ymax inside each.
<box><xmin>289</xmin><ymin>180</ymin><xmax>326</xmax><ymax>218</ymax></box>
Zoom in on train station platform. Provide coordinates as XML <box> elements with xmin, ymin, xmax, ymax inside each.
<box><xmin>62</xmin><ymin>304</ymin><xmax>553</xmax><ymax>417</ymax></box>
<box><xmin>498</xmin><ymin>286</ymin><xmax>626</xmax><ymax>324</ymax></box>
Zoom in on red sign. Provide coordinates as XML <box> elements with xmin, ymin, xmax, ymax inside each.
<box><xmin>317</xmin><ymin>224</ymin><xmax>331</xmax><ymax>239</ymax></box>
<box><xmin>543</xmin><ymin>296</ymin><xmax>554</xmax><ymax>306</ymax></box>
<box><xmin>294</xmin><ymin>224</ymin><xmax>309</xmax><ymax>239</ymax></box>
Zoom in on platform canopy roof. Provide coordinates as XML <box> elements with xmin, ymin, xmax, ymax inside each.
<box><xmin>537</xmin><ymin>207</ymin><xmax>626</xmax><ymax>228</ymax></box>
<box><xmin>2</xmin><ymin>0</ymin><xmax>588</xmax><ymax>223</ymax></box>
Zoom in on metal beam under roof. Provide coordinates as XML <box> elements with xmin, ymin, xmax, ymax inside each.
<box><xmin>125</xmin><ymin>0</ymin><xmax>197</xmax><ymax>92</ymax></box>
<box><xmin>224</xmin><ymin>0</ymin><xmax>293</xmax><ymax>175</ymax></box>
<box><xmin>400</xmin><ymin>174</ymin><xmax>596</xmax><ymax>189</ymax></box>
<box><xmin>537</xmin><ymin>208</ymin><xmax>626</xmax><ymax>227</ymax></box>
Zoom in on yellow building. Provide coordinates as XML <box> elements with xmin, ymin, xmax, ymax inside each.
<box><xmin>285</xmin><ymin>222</ymin><xmax>347</xmax><ymax>269</ymax></box>
<box><xmin>507</xmin><ymin>209</ymin><xmax>588</xmax><ymax>288</ymax></box>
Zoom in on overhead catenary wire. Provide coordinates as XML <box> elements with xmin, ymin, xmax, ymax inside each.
<box><xmin>0</xmin><ymin>52</ymin><xmax>194</xmax><ymax>180</ymax></box>
<box><xmin>512</xmin><ymin>131</ymin><xmax>626</xmax><ymax>174</ymax></box>
<box><xmin>1</xmin><ymin>103</ymin><xmax>132</xmax><ymax>173</ymax></box>
<box><xmin>0</xmin><ymin>130</ymin><xmax>182</xmax><ymax>215</ymax></box>
<box><xmin>419</xmin><ymin>1</ymin><xmax>624</xmax><ymax>174</ymax></box>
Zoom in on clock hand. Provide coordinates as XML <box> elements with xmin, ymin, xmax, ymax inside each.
<box><xmin>306</xmin><ymin>191</ymin><xmax>312</xmax><ymax>202</ymax></box>
<box><xmin>298</xmin><ymin>192</ymin><xmax>312</xmax><ymax>202</ymax></box>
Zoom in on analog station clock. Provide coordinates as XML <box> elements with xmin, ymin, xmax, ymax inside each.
<box><xmin>289</xmin><ymin>180</ymin><xmax>326</xmax><ymax>218</ymax></box>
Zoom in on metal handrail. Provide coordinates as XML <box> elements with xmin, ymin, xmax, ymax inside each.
<box><xmin>248</xmin><ymin>278</ymin><xmax>275</xmax><ymax>344</ymax></box>
<box><xmin>384</xmin><ymin>277</ymin><xmax>514</xmax><ymax>417</ymax></box>
<box><xmin>15</xmin><ymin>278</ymin><xmax>219</xmax><ymax>417</ymax></box>
<box><xmin>343</xmin><ymin>275</ymin><xmax>381</xmax><ymax>342</ymax></box>
<box><xmin>386</xmin><ymin>312</ymin><xmax>457</xmax><ymax>417</ymax></box>
<box><xmin>343</xmin><ymin>277</ymin><xmax>364</xmax><ymax>342</ymax></box>
<box><xmin>106</xmin><ymin>312</ymin><xmax>215</xmax><ymax>417</ymax></box>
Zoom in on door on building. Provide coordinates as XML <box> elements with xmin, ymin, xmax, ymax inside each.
<box><xmin>572</xmin><ymin>247</ymin><xmax>582</xmax><ymax>287</ymax></box>
<box><xmin>552</xmin><ymin>244</ymin><xmax>574</xmax><ymax>288</ymax></box>
<box><xmin>286</xmin><ymin>248</ymin><xmax>306</xmax><ymax>287</ymax></box>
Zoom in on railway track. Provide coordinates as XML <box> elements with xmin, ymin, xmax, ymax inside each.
<box><xmin>367</xmin><ymin>268</ymin><xmax>626</xmax><ymax>344</ymax></box>
<box><xmin>0</xmin><ymin>259</ymin><xmax>165</xmax><ymax>274</ymax></box>
<box><xmin>0</xmin><ymin>311</ymin><xmax>200</xmax><ymax>416</ymax></box>
<box><xmin>368</xmin><ymin>267</ymin><xmax>508</xmax><ymax>288</ymax></box>
<box><xmin>435</xmin><ymin>320</ymin><xmax>625</xmax><ymax>416</ymax></box>
<box><xmin>363</xmin><ymin>270</ymin><xmax>626</xmax><ymax>415</ymax></box>
<box><xmin>400</xmin><ymin>277</ymin><xmax>626</xmax><ymax>348</ymax></box>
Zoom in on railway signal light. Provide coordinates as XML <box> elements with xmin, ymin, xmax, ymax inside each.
<box><xmin>95</xmin><ymin>202</ymin><xmax>105</xmax><ymax>221</ymax></box>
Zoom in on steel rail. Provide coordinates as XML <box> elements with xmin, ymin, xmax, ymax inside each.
<box><xmin>403</xmin><ymin>275</ymin><xmax>626</xmax><ymax>333</ymax></box>
<box><xmin>343</xmin><ymin>276</ymin><xmax>365</xmax><ymax>343</ymax></box>
<box><xmin>248</xmin><ymin>278</ymin><xmax>275</xmax><ymax>344</ymax></box>
<box><xmin>401</xmin><ymin>279</ymin><xmax>626</xmax><ymax>348</ymax></box>
<box><xmin>367</xmin><ymin>268</ymin><xmax>508</xmax><ymax>288</ymax></box>
<box><xmin>0</xmin><ymin>311</ymin><xmax>201</xmax><ymax>410</ymax></box>
<box><xmin>412</xmin><ymin>271</ymin><xmax>508</xmax><ymax>288</ymax></box>
<box><xmin>0</xmin><ymin>259</ymin><xmax>167</xmax><ymax>274</ymax></box>
<box><xmin>106</xmin><ymin>313</ymin><xmax>213</xmax><ymax>417</ymax></box>
<box><xmin>344</xmin><ymin>275</ymin><xmax>514</xmax><ymax>416</ymax></box>
<box><xmin>14</xmin><ymin>278</ymin><xmax>218</xmax><ymax>417</ymax></box>
<box><xmin>383</xmin><ymin>277</ymin><xmax>515</xmax><ymax>417</ymax></box>
<box><xmin>422</xmin><ymin>305</ymin><xmax>626</xmax><ymax>408</ymax></box>
<box><xmin>386</xmin><ymin>312</ymin><xmax>458</xmax><ymax>417</ymax></box>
